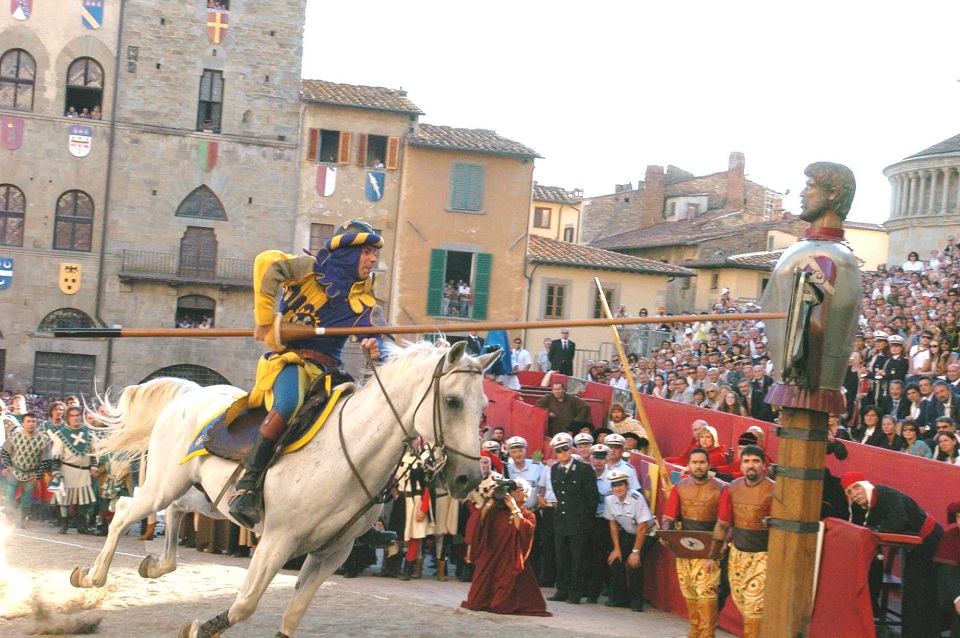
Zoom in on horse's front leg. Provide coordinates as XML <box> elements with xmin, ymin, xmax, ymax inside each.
<box><xmin>179</xmin><ymin>532</ymin><xmax>298</xmax><ymax>638</ymax></box>
<box><xmin>277</xmin><ymin>545</ymin><xmax>352</xmax><ymax>637</ymax></box>
<box><xmin>138</xmin><ymin>499</ymin><xmax>190</xmax><ymax>579</ymax></box>
<box><xmin>71</xmin><ymin>494</ymin><xmax>148</xmax><ymax>588</ymax></box>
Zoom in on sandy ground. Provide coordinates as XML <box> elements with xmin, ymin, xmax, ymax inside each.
<box><xmin>0</xmin><ymin>522</ymin><xmax>734</xmax><ymax>638</ymax></box>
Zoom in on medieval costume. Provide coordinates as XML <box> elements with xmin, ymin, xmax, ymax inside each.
<box><xmin>1</xmin><ymin>425</ymin><xmax>51</xmax><ymax>525</ymax></box>
<box><xmin>662</xmin><ymin>474</ymin><xmax>724</xmax><ymax>638</ymax></box>
<box><xmin>228</xmin><ymin>219</ymin><xmax>391</xmax><ymax>558</ymax></box>
<box><xmin>461</xmin><ymin>486</ymin><xmax>550</xmax><ymax>616</ymax></box>
<box><xmin>843</xmin><ymin>473</ymin><xmax>944</xmax><ymax>638</ymax></box>
<box><xmin>49</xmin><ymin>421</ymin><xmax>100</xmax><ymax>534</ymax></box>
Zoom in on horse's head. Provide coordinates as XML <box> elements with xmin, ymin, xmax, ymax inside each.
<box><xmin>415</xmin><ymin>341</ymin><xmax>499</xmax><ymax>499</ymax></box>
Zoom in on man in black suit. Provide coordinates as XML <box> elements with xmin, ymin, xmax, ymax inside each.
<box><xmin>878</xmin><ymin>379</ymin><xmax>911</xmax><ymax>420</ymax></box>
<box><xmin>464</xmin><ymin>330</ymin><xmax>484</xmax><ymax>356</ymax></box>
<box><xmin>947</xmin><ymin>363</ymin><xmax>960</xmax><ymax>394</ymax></box>
<box><xmin>548</xmin><ymin>329</ymin><xmax>576</xmax><ymax>376</ymax></box>
<box><xmin>738</xmin><ymin>379</ymin><xmax>774</xmax><ymax>422</ymax></box>
<box><xmin>545</xmin><ymin>432</ymin><xmax>599</xmax><ymax>605</ymax></box>
<box><xmin>920</xmin><ymin>380</ymin><xmax>960</xmax><ymax>435</ymax></box>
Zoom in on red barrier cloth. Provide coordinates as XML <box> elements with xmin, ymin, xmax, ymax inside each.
<box><xmin>810</xmin><ymin>518</ymin><xmax>878</xmax><ymax>638</ymax></box>
<box><xmin>483</xmin><ymin>380</ymin><xmax>549</xmax><ymax>456</ymax></box>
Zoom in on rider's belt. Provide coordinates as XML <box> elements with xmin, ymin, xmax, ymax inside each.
<box><xmin>60</xmin><ymin>460</ymin><xmax>91</xmax><ymax>470</ymax></box>
<box><xmin>288</xmin><ymin>349</ymin><xmax>339</xmax><ymax>369</ymax></box>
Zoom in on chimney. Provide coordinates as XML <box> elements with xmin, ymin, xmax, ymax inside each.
<box><xmin>726</xmin><ymin>152</ymin><xmax>746</xmax><ymax>211</ymax></box>
<box><xmin>639</xmin><ymin>165</ymin><xmax>665</xmax><ymax>229</ymax></box>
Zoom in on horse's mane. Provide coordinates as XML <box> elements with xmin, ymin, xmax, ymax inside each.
<box><xmin>374</xmin><ymin>341</ymin><xmax>448</xmax><ymax>388</ymax></box>
<box><xmin>96</xmin><ymin>377</ymin><xmax>201</xmax><ymax>457</ymax></box>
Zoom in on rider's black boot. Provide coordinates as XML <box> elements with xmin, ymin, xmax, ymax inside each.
<box><xmin>357</xmin><ymin>526</ymin><xmax>398</xmax><ymax>549</ymax></box>
<box><xmin>228</xmin><ymin>410</ymin><xmax>284</xmax><ymax>528</ymax></box>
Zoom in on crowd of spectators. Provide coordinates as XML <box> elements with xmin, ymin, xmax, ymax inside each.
<box><xmin>65</xmin><ymin>105</ymin><xmax>102</xmax><ymax>120</ymax></box>
<box><xmin>207</xmin><ymin>0</ymin><xmax>229</xmax><ymax>10</ymax></box>
<box><xmin>441</xmin><ymin>279</ymin><xmax>472</xmax><ymax>317</ymax></box>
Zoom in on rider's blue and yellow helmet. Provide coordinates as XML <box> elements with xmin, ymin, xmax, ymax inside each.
<box><xmin>325</xmin><ymin>220</ymin><xmax>383</xmax><ymax>252</ymax></box>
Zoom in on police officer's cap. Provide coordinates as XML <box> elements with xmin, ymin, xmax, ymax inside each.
<box><xmin>590</xmin><ymin>443</ymin><xmax>610</xmax><ymax>458</ymax></box>
<box><xmin>482</xmin><ymin>440</ymin><xmax>501</xmax><ymax>453</ymax></box>
<box><xmin>607</xmin><ymin>470</ymin><xmax>630</xmax><ymax>485</ymax></box>
<box><xmin>605</xmin><ymin>433</ymin><xmax>626</xmax><ymax>447</ymax></box>
<box><xmin>573</xmin><ymin>432</ymin><xmax>595</xmax><ymax>446</ymax></box>
<box><xmin>506</xmin><ymin>436</ymin><xmax>527</xmax><ymax>449</ymax></box>
<box><xmin>550</xmin><ymin>432</ymin><xmax>574</xmax><ymax>449</ymax></box>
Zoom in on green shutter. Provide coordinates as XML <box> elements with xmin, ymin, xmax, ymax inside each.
<box><xmin>466</xmin><ymin>165</ymin><xmax>484</xmax><ymax>211</ymax></box>
<box><xmin>471</xmin><ymin>252</ymin><xmax>492</xmax><ymax>320</ymax></box>
<box><xmin>427</xmin><ymin>249</ymin><xmax>447</xmax><ymax>316</ymax></box>
<box><xmin>450</xmin><ymin>163</ymin><xmax>484</xmax><ymax>212</ymax></box>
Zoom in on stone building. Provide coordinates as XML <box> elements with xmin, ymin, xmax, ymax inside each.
<box><xmin>295</xmin><ymin>80</ymin><xmax>423</xmax><ymax>311</ymax></box>
<box><xmin>582</xmin><ymin>152</ymin><xmax>783</xmax><ymax>244</ymax></box>
<box><xmin>884</xmin><ymin>133</ymin><xmax>960</xmax><ymax>263</ymax></box>
<box><xmin>0</xmin><ymin>0</ymin><xmax>307</xmax><ymax>395</ymax></box>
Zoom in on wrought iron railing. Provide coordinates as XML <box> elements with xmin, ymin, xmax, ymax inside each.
<box><xmin>120</xmin><ymin>250</ymin><xmax>253</xmax><ymax>287</ymax></box>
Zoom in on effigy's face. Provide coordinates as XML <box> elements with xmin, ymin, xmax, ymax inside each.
<box><xmin>798</xmin><ymin>177</ymin><xmax>830</xmax><ymax>222</ymax></box>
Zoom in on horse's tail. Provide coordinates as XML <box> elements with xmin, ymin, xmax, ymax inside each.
<box><xmin>96</xmin><ymin>377</ymin><xmax>201</xmax><ymax>458</ymax></box>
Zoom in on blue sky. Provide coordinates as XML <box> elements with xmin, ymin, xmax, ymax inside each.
<box><xmin>303</xmin><ymin>1</ymin><xmax>960</xmax><ymax>224</ymax></box>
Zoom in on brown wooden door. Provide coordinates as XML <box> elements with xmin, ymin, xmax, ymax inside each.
<box><xmin>179</xmin><ymin>227</ymin><xmax>217</xmax><ymax>278</ymax></box>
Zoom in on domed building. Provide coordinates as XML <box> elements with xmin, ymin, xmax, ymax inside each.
<box><xmin>884</xmin><ymin>133</ymin><xmax>960</xmax><ymax>263</ymax></box>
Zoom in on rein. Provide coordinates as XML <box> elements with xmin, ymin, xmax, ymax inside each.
<box><xmin>312</xmin><ymin>349</ymin><xmax>482</xmax><ymax>554</ymax></box>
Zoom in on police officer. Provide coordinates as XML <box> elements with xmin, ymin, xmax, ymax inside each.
<box><xmin>585</xmin><ymin>443</ymin><xmax>613</xmax><ymax>603</ymax></box>
<box><xmin>604</xmin><ymin>433</ymin><xmax>640</xmax><ymax>490</ymax></box>
<box><xmin>604</xmin><ymin>469</ymin><xmax>655</xmax><ymax>612</ymax></box>
<box><xmin>573</xmin><ymin>432</ymin><xmax>594</xmax><ymax>460</ymax></box>
<box><xmin>545</xmin><ymin>432</ymin><xmax>598</xmax><ymax>605</ymax></box>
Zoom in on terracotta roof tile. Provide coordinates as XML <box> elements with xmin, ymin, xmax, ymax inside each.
<box><xmin>590</xmin><ymin>212</ymin><xmax>806</xmax><ymax>250</ymax></box>
<box><xmin>684</xmin><ymin>249</ymin><xmax>784</xmax><ymax>271</ymax></box>
<box><xmin>533</xmin><ymin>183</ymin><xmax>581</xmax><ymax>204</ymax></box>
<box><xmin>408</xmin><ymin>123</ymin><xmax>540</xmax><ymax>158</ymax></box>
<box><xmin>528</xmin><ymin>235</ymin><xmax>695</xmax><ymax>276</ymax></box>
<box><xmin>301</xmin><ymin>80</ymin><xmax>423</xmax><ymax>115</ymax></box>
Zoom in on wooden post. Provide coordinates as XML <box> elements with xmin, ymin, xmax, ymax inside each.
<box><xmin>761</xmin><ymin>407</ymin><xmax>827</xmax><ymax>637</ymax></box>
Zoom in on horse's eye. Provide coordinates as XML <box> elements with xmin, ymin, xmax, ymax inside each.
<box><xmin>445</xmin><ymin>396</ymin><xmax>463</xmax><ymax>410</ymax></box>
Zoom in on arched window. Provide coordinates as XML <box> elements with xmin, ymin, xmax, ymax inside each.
<box><xmin>0</xmin><ymin>184</ymin><xmax>25</xmax><ymax>247</ymax></box>
<box><xmin>141</xmin><ymin>364</ymin><xmax>230</xmax><ymax>387</ymax></box>
<box><xmin>65</xmin><ymin>57</ymin><xmax>104</xmax><ymax>119</ymax></box>
<box><xmin>175</xmin><ymin>185</ymin><xmax>226</xmax><ymax>220</ymax></box>
<box><xmin>0</xmin><ymin>49</ymin><xmax>36</xmax><ymax>111</ymax></box>
<box><xmin>175</xmin><ymin>294</ymin><xmax>215</xmax><ymax>328</ymax></box>
<box><xmin>54</xmin><ymin>190</ymin><xmax>94</xmax><ymax>251</ymax></box>
<box><xmin>38</xmin><ymin>307</ymin><xmax>95</xmax><ymax>333</ymax></box>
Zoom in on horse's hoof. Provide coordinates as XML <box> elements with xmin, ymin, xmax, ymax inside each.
<box><xmin>178</xmin><ymin>620</ymin><xmax>199</xmax><ymax>638</ymax></box>
<box><xmin>138</xmin><ymin>555</ymin><xmax>155</xmax><ymax>579</ymax></box>
<box><xmin>69</xmin><ymin>566</ymin><xmax>85</xmax><ymax>588</ymax></box>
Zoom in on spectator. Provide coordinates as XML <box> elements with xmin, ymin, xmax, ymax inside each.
<box><xmin>934</xmin><ymin>431</ymin><xmax>960</xmax><ymax>464</ymax></box>
<box><xmin>874</xmin><ymin>415</ymin><xmax>904</xmax><ymax>451</ymax></box>
<box><xmin>900</xmin><ymin>420</ymin><xmax>932</xmax><ymax>458</ymax></box>
<box><xmin>535</xmin><ymin>382</ymin><xmax>592</xmax><ymax>437</ymax></box>
<box><xmin>548</xmin><ymin>329</ymin><xmax>576</xmax><ymax>376</ymax></box>
<box><xmin>536</xmin><ymin>338</ymin><xmax>552</xmax><ymax>372</ymax></box>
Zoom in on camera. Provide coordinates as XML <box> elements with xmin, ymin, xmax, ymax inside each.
<box><xmin>491</xmin><ymin>478</ymin><xmax>518</xmax><ymax>500</ymax></box>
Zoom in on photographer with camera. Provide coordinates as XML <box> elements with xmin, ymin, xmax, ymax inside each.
<box><xmin>460</xmin><ymin>478</ymin><xmax>551</xmax><ymax>616</ymax></box>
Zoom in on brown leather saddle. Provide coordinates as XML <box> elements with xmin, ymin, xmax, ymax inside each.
<box><xmin>204</xmin><ymin>369</ymin><xmax>355</xmax><ymax>463</ymax></box>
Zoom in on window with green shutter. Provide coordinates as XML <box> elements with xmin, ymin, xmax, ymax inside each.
<box><xmin>449</xmin><ymin>163</ymin><xmax>484</xmax><ymax>213</ymax></box>
<box><xmin>427</xmin><ymin>249</ymin><xmax>491</xmax><ymax>320</ymax></box>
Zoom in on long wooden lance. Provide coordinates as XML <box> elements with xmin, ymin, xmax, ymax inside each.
<box><xmin>53</xmin><ymin>312</ymin><xmax>786</xmax><ymax>340</ymax></box>
<box><xmin>593</xmin><ymin>278</ymin><xmax>672</xmax><ymax>492</ymax></box>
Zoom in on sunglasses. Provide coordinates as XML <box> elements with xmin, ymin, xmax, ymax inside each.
<box><xmin>554</xmin><ymin>445</ymin><xmax>571</xmax><ymax>453</ymax></box>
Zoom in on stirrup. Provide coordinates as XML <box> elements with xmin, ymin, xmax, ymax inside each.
<box><xmin>228</xmin><ymin>489</ymin><xmax>263</xmax><ymax>528</ymax></box>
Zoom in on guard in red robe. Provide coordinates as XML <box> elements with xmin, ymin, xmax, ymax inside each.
<box><xmin>461</xmin><ymin>479</ymin><xmax>551</xmax><ymax>617</ymax></box>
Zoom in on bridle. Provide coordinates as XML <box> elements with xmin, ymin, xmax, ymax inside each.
<box><xmin>314</xmin><ymin>348</ymin><xmax>485</xmax><ymax>553</ymax></box>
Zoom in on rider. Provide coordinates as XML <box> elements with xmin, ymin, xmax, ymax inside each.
<box><xmin>229</xmin><ymin>220</ymin><xmax>395</xmax><ymax>549</ymax></box>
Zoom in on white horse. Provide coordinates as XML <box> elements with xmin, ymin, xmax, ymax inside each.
<box><xmin>72</xmin><ymin>341</ymin><xmax>495</xmax><ymax>638</ymax></box>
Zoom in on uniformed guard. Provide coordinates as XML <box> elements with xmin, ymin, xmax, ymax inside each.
<box><xmin>585</xmin><ymin>443</ymin><xmax>613</xmax><ymax>603</ymax></box>
<box><xmin>661</xmin><ymin>447</ymin><xmax>725</xmax><ymax>638</ymax></box>
<box><xmin>707</xmin><ymin>445</ymin><xmax>774</xmax><ymax>638</ymax></box>
<box><xmin>604</xmin><ymin>433</ymin><xmax>640</xmax><ymax>490</ymax></box>
<box><xmin>228</xmin><ymin>220</ymin><xmax>394</xmax><ymax>552</ymax></box>
<box><xmin>604</xmin><ymin>469</ymin><xmax>655</xmax><ymax>612</ymax></box>
<box><xmin>573</xmin><ymin>432</ymin><xmax>594</xmax><ymax>460</ymax></box>
<box><xmin>544</xmin><ymin>432</ymin><xmax>598</xmax><ymax>605</ymax></box>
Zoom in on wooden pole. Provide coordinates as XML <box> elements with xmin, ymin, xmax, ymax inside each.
<box><xmin>53</xmin><ymin>312</ymin><xmax>786</xmax><ymax>340</ymax></box>
<box><xmin>593</xmin><ymin>278</ymin><xmax>672</xmax><ymax>491</ymax></box>
<box><xmin>761</xmin><ymin>408</ymin><xmax>828</xmax><ymax>637</ymax></box>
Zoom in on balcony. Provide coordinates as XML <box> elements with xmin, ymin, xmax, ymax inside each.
<box><xmin>119</xmin><ymin>250</ymin><xmax>253</xmax><ymax>289</ymax></box>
